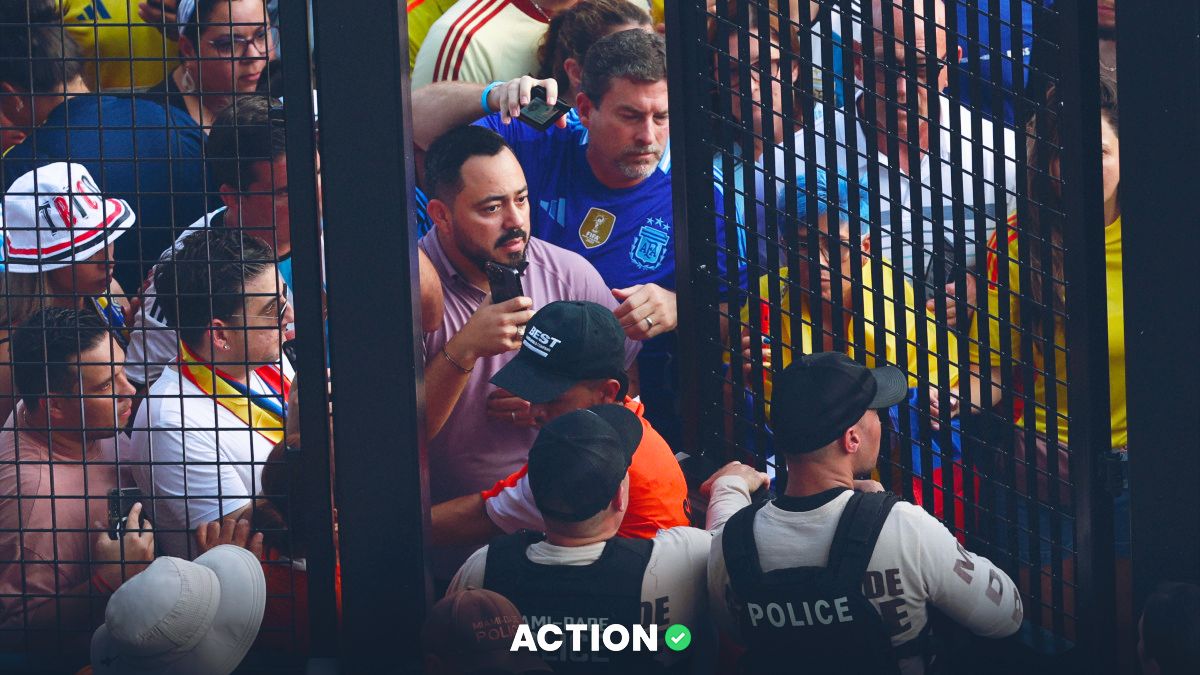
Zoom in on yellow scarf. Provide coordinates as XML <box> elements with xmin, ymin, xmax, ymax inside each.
<box><xmin>177</xmin><ymin>341</ymin><xmax>288</xmax><ymax>444</ymax></box>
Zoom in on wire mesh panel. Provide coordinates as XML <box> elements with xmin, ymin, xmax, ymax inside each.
<box><xmin>0</xmin><ymin>1</ymin><xmax>327</xmax><ymax>670</ymax></box>
<box><xmin>669</xmin><ymin>0</ymin><xmax>1115</xmax><ymax>664</ymax></box>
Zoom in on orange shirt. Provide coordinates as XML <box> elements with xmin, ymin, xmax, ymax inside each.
<box><xmin>481</xmin><ymin>397</ymin><xmax>689</xmax><ymax>537</ymax></box>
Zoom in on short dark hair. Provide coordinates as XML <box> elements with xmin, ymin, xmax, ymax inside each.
<box><xmin>0</xmin><ymin>2</ymin><xmax>83</xmax><ymax>93</ymax></box>
<box><xmin>153</xmin><ymin>229</ymin><xmax>275</xmax><ymax>346</ymax></box>
<box><xmin>11</xmin><ymin>307</ymin><xmax>112</xmax><ymax>411</ymax></box>
<box><xmin>580</xmin><ymin>29</ymin><xmax>666</xmax><ymax>107</ymax></box>
<box><xmin>208</xmin><ymin>95</ymin><xmax>287</xmax><ymax>190</ymax></box>
<box><xmin>424</xmin><ymin>125</ymin><xmax>511</xmax><ymax>203</ymax></box>
<box><xmin>1142</xmin><ymin>582</ymin><xmax>1200</xmax><ymax>675</ymax></box>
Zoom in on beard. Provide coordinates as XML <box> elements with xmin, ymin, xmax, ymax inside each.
<box><xmin>616</xmin><ymin>144</ymin><xmax>662</xmax><ymax>180</ymax></box>
<box><xmin>458</xmin><ymin>226</ymin><xmax>529</xmax><ymax>270</ymax></box>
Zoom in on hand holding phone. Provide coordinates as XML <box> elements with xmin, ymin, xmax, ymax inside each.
<box><xmin>485</xmin><ymin>261</ymin><xmax>528</xmax><ymax>305</ymax></box>
<box><xmin>107</xmin><ymin>487</ymin><xmax>147</xmax><ymax>541</ymax></box>
<box><xmin>518</xmin><ymin>86</ymin><xmax>572</xmax><ymax>132</ymax></box>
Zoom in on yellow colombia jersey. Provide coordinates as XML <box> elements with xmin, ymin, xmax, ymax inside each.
<box><xmin>970</xmin><ymin>215</ymin><xmax>1126</xmax><ymax>449</ymax></box>
<box><xmin>740</xmin><ymin>260</ymin><xmax>960</xmax><ymax>409</ymax></box>
<box><xmin>61</xmin><ymin>0</ymin><xmax>178</xmax><ymax>91</ymax></box>
<box><xmin>407</xmin><ymin>0</ymin><xmax>665</xmax><ymax>70</ymax></box>
<box><xmin>407</xmin><ymin>0</ymin><xmax>460</xmax><ymax>69</ymax></box>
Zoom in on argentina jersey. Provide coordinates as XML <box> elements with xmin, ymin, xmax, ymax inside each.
<box><xmin>476</xmin><ymin>114</ymin><xmax>745</xmax><ymax>294</ymax></box>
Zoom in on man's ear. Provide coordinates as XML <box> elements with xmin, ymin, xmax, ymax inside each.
<box><xmin>208</xmin><ymin>321</ymin><xmax>232</xmax><ymax>353</ymax></box>
<box><xmin>599</xmin><ymin>378</ymin><xmax>622</xmax><ymax>404</ymax></box>
<box><xmin>860</xmin><ymin>231</ymin><xmax>871</xmax><ymax>257</ymax></box>
<box><xmin>45</xmin><ymin>396</ymin><xmax>72</xmax><ymax>425</ymax></box>
<box><xmin>842</xmin><ymin>424</ymin><xmax>861</xmax><ymax>455</ymax></box>
<box><xmin>612</xmin><ymin>475</ymin><xmax>631</xmax><ymax>514</ymax></box>
<box><xmin>427</xmin><ymin>198</ymin><xmax>452</xmax><ymax>232</ymax></box>
<box><xmin>218</xmin><ymin>184</ymin><xmax>239</xmax><ymax>212</ymax></box>
<box><xmin>563</xmin><ymin>58</ymin><xmax>583</xmax><ymax>93</ymax></box>
<box><xmin>576</xmin><ymin>92</ymin><xmax>594</xmax><ymax>128</ymax></box>
<box><xmin>852</xmin><ymin>42</ymin><xmax>864</xmax><ymax>82</ymax></box>
<box><xmin>0</xmin><ymin>82</ymin><xmax>25</xmax><ymax>120</ymax></box>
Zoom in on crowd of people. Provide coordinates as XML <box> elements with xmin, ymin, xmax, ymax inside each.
<box><xmin>0</xmin><ymin>0</ymin><xmax>1193</xmax><ymax>673</ymax></box>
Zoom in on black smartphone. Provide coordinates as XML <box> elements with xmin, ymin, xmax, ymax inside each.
<box><xmin>924</xmin><ymin>239</ymin><xmax>960</xmax><ymax>289</ymax></box>
<box><xmin>282</xmin><ymin>338</ymin><xmax>298</xmax><ymax>366</ymax></box>
<box><xmin>485</xmin><ymin>261</ymin><xmax>527</xmax><ymax>305</ymax></box>
<box><xmin>518</xmin><ymin>86</ymin><xmax>571</xmax><ymax>132</ymax></box>
<box><xmin>107</xmin><ymin>487</ymin><xmax>146</xmax><ymax>541</ymax></box>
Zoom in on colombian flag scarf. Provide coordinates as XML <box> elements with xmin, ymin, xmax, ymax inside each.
<box><xmin>178</xmin><ymin>341</ymin><xmax>291</xmax><ymax>444</ymax></box>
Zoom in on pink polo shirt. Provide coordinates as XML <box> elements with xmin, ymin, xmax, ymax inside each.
<box><xmin>420</xmin><ymin>230</ymin><xmax>639</xmax><ymax>506</ymax></box>
<box><xmin>0</xmin><ymin>406</ymin><xmax>117</xmax><ymax>639</ymax></box>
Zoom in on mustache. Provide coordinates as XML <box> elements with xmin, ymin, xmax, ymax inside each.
<box><xmin>495</xmin><ymin>229</ymin><xmax>528</xmax><ymax>247</ymax></box>
<box><xmin>622</xmin><ymin>144</ymin><xmax>662</xmax><ymax>157</ymax></box>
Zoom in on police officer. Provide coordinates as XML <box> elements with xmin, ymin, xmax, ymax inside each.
<box><xmin>708</xmin><ymin>353</ymin><xmax>1023</xmax><ymax>674</ymax></box>
<box><xmin>447</xmin><ymin>403</ymin><xmax>769</xmax><ymax>673</ymax></box>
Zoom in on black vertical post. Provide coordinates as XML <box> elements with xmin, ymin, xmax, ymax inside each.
<box><xmin>1055</xmin><ymin>0</ymin><xmax>1113</xmax><ymax>669</ymax></box>
<box><xmin>310</xmin><ymin>0</ymin><xmax>431</xmax><ymax>670</ymax></box>
<box><xmin>1121</xmin><ymin>0</ymin><xmax>1200</xmax><ymax>610</ymax></box>
<box><xmin>665</xmin><ymin>0</ymin><xmax>721</xmax><ymax>462</ymax></box>
<box><xmin>277</xmin><ymin>0</ymin><xmax>340</xmax><ymax>663</ymax></box>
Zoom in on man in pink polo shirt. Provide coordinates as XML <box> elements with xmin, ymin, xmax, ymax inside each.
<box><xmin>0</xmin><ymin>308</ymin><xmax>153</xmax><ymax>652</ymax></box>
<box><xmin>420</xmin><ymin>125</ymin><xmax>638</xmax><ymax>578</ymax></box>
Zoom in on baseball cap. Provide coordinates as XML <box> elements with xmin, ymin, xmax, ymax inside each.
<box><xmin>490</xmin><ymin>301</ymin><xmax>626</xmax><ymax>404</ymax></box>
<box><xmin>772</xmin><ymin>352</ymin><xmax>908</xmax><ymax>454</ymax></box>
<box><xmin>2</xmin><ymin>163</ymin><xmax>134</xmax><ymax>273</ymax></box>
<box><xmin>91</xmin><ymin>545</ymin><xmax>266</xmax><ymax>675</ymax></box>
<box><xmin>527</xmin><ymin>404</ymin><xmax>643</xmax><ymax>522</ymax></box>
<box><xmin>421</xmin><ymin>588</ymin><xmax>551</xmax><ymax>674</ymax></box>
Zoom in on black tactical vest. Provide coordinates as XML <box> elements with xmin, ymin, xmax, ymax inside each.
<box><xmin>723</xmin><ymin>491</ymin><xmax>904</xmax><ymax>675</ymax></box>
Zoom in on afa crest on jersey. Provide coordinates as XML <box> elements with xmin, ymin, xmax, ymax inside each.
<box><xmin>630</xmin><ymin>217</ymin><xmax>671</xmax><ymax>271</ymax></box>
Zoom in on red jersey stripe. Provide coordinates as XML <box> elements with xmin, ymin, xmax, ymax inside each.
<box><xmin>433</xmin><ymin>0</ymin><xmax>504</xmax><ymax>83</ymax></box>
<box><xmin>448</xmin><ymin>0</ymin><xmax>511</xmax><ymax>81</ymax></box>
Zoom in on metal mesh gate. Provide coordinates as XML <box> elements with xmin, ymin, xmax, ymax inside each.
<box><xmin>667</xmin><ymin>0</ymin><xmax>1117</xmax><ymax>667</ymax></box>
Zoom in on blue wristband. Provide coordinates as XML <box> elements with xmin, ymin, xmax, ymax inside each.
<box><xmin>481</xmin><ymin>81</ymin><xmax>504</xmax><ymax>114</ymax></box>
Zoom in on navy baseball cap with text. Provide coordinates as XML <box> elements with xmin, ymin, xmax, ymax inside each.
<box><xmin>772</xmin><ymin>352</ymin><xmax>908</xmax><ymax>454</ymax></box>
<box><xmin>490</xmin><ymin>301</ymin><xmax>627</xmax><ymax>403</ymax></box>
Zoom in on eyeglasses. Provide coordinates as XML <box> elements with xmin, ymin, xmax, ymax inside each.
<box><xmin>871</xmin><ymin>59</ymin><xmax>945</xmax><ymax>85</ymax></box>
<box><xmin>730</xmin><ymin>58</ymin><xmax>783</xmax><ymax>86</ymax></box>
<box><xmin>208</xmin><ymin>27</ymin><xmax>271</xmax><ymax>58</ymax></box>
<box><xmin>240</xmin><ymin>294</ymin><xmax>290</xmax><ymax>325</ymax></box>
<box><xmin>796</xmin><ymin>235</ymin><xmax>855</xmax><ymax>263</ymax></box>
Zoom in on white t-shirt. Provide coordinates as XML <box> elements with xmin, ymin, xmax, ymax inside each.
<box><xmin>449</xmin><ymin>475</ymin><xmax>754</xmax><ymax>673</ymax></box>
<box><xmin>708</xmin><ymin>489</ymin><xmax>1023</xmax><ymax>675</ymax></box>
<box><xmin>810</xmin><ymin>96</ymin><xmax>1019</xmax><ymax>279</ymax></box>
<box><xmin>126</xmin><ymin>360</ymin><xmax>293</xmax><ymax>557</ymax></box>
<box><xmin>124</xmin><ymin>209</ymin><xmax>222</xmax><ymax>387</ymax></box>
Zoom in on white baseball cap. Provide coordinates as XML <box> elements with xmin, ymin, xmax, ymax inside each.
<box><xmin>1</xmin><ymin>162</ymin><xmax>134</xmax><ymax>274</ymax></box>
<box><xmin>90</xmin><ymin>545</ymin><xmax>266</xmax><ymax>675</ymax></box>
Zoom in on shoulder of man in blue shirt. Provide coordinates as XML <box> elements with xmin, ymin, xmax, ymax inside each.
<box><xmin>4</xmin><ymin>96</ymin><xmax>204</xmax><ymax>177</ymax></box>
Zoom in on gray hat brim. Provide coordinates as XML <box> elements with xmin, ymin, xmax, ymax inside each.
<box><xmin>867</xmin><ymin>365</ymin><xmax>909</xmax><ymax>409</ymax></box>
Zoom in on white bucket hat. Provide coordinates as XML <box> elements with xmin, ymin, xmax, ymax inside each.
<box><xmin>90</xmin><ymin>545</ymin><xmax>267</xmax><ymax>675</ymax></box>
<box><xmin>2</xmin><ymin>162</ymin><xmax>134</xmax><ymax>274</ymax></box>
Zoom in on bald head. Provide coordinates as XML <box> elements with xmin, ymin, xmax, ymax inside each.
<box><xmin>855</xmin><ymin>0</ymin><xmax>953</xmax><ymax>160</ymax></box>
<box><xmin>867</xmin><ymin>0</ymin><xmax>948</xmax><ymax>63</ymax></box>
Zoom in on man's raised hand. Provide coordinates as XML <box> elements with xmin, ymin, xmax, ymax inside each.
<box><xmin>489</xmin><ymin>76</ymin><xmax>566</xmax><ymax>127</ymax></box>
<box><xmin>612</xmin><ymin>284</ymin><xmax>677</xmax><ymax>340</ymax></box>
